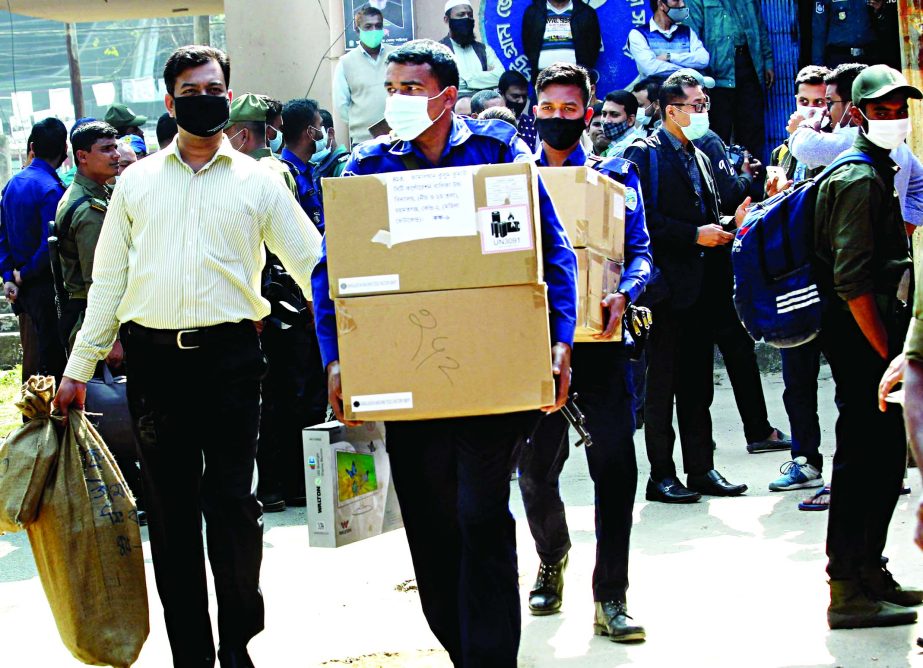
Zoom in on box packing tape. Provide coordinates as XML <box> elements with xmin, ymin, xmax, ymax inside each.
<box><xmin>336</xmin><ymin>305</ymin><xmax>357</xmax><ymax>335</ymax></box>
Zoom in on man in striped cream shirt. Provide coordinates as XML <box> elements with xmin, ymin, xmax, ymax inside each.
<box><xmin>54</xmin><ymin>45</ymin><xmax>323</xmax><ymax>668</ymax></box>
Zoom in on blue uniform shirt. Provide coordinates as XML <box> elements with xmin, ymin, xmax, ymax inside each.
<box><xmin>536</xmin><ymin>144</ymin><xmax>653</xmax><ymax>304</ymax></box>
<box><xmin>0</xmin><ymin>158</ymin><xmax>65</xmax><ymax>283</ymax></box>
<box><xmin>281</xmin><ymin>147</ymin><xmax>325</xmax><ymax>233</ymax></box>
<box><xmin>311</xmin><ymin>114</ymin><xmax>578</xmax><ymax>369</ymax></box>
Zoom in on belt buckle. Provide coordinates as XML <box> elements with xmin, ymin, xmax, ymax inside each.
<box><xmin>850</xmin><ymin>48</ymin><xmax>864</xmax><ymax>56</ymax></box>
<box><xmin>176</xmin><ymin>329</ymin><xmax>200</xmax><ymax>350</ymax></box>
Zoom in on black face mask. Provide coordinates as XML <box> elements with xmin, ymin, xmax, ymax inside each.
<box><xmin>536</xmin><ymin>117</ymin><xmax>587</xmax><ymax>151</ymax></box>
<box><xmin>172</xmin><ymin>94</ymin><xmax>230</xmax><ymax>138</ymax></box>
<box><xmin>506</xmin><ymin>98</ymin><xmax>527</xmax><ymax>118</ymax></box>
<box><xmin>449</xmin><ymin>18</ymin><xmax>476</xmax><ymax>46</ymax></box>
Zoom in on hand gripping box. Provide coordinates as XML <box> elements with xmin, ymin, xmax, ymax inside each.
<box><xmin>303</xmin><ymin>421</ymin><xmax>403</xmax><ymax>548</ymax></box>
<box><xmin>335</xmin><ymin>283</ymin><xmax>555</xmax><ymax>421</ymax></box>
<box><xmin>575</xmin><ymin>248</ymin><xmax>624</xmax><ymax>343</ymax></box>
<box><xmin>538</xmin><ymin>166</ymin><xmax>627</xmax><ymax>261</ymax></box>
<box><xmin>322</xmin><ymin>162</ymin><xmax>543</xmax><ymax>297</ymax></box>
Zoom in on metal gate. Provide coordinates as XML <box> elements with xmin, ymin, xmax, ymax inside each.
<box><xmin>761</xmin><ymin>0</ymin><xmax>802</xmax><ymax>158</ymax></box>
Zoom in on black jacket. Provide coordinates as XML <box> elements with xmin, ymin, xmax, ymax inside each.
<box><xmin>623</xmin><ymin>127</ymin><xmax>731</xmax><ymax>310</ymax></box>
<box><xmin>522</xmin><ymin>0</ymin><xmax>601</xmax><ymax>81</ymax></box>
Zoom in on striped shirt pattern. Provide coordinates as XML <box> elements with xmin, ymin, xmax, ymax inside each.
<box><xmin>64</xmin><ymin>137</ymin><xmax>324</xmax><ymax>382</ymax></box>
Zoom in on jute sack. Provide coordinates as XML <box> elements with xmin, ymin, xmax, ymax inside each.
<box><xmin>0</xmin><ymin>375</ymin><xmax>59</xmax><ymax>534</ymax></box>
<box><xmin>27</xmin><ymin>409</ymin><xmax>149</xmax><ymax>667</ymax></box>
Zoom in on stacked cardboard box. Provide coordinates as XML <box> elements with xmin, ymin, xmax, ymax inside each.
<box><xmin>322</xmin><ymin>162</ymin><xmax>555</xmax><ymax>422</ymax></box>
<box><xmin>539</xmin><ymin>167</ymin><xmax>627</xmax><ymax>341</ymax></box>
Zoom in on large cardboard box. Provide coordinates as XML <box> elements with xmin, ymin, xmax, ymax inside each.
<box><xmin>303</xmin><ymin>421</ymin><xmax>403</xmax><ymax>548</ymax></box>
<box><xmin>323</xmin><ymin>162</ymin><xmax>543</xmax><ymax>297</ymax></box>
<box><xmin>539</xmin><ymin>166</ymin><xmax>627</xmax><ymax>261</ymax></box>
<box><xmin>575</xmin><ymin>248</ymin><xmax>623</xmax><ymax>343</ymax></box>
<box><xmin>335</xmin><ymin>284</ymin><xmax>555</xmax><ymax>421</ymax></box>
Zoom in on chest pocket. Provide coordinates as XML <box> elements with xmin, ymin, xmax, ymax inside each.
<box><xmin>832</xmin><ymin>0</ymin><xmax>849</xmax><ymax>22</ymax></box>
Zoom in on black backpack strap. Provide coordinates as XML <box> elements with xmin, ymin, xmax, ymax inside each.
<box><xmin>399</xmin><ymin>151</ymin><xmax>422</xmax><ymax>171</ymax></box>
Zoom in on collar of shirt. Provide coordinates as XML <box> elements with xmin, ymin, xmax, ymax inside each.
<box><xmin>664</xmin><ymin>127</ymin><xmax>694</xmax><ymax>158</ymax></box>
<box><xmin>855</xmin><ymin>132</ymin><xmax>899</xmax><ymax>171</ymax></box>
<box><xmin>166</xmin><ymin>135</ymin><xmax>236</xmax><ymax>174</ymax></box>
<box><xmin>386</xmin><ymin>114</ymin><xmax>473</xmax><ymax>162</ymax></box>
<box><xmin>73</xmin><ymin>172</ymin><xmax>109</xmax><ymax>199</ymax></box>
<box><xmin>535</xmin><ymin>141</ymin><xmax>587</xmax><ymax>167</ymax></box>
<box><xmin>649</xmin><ymin>18</ymin><xmax>679</xmax><ymax>37</ymax></box>
<box><xmin>547</xmin><ymin>0</ymin><xmax>573</xmax><ymax>14</ymax></box>
<box><xmin>29</xmin><ymin>157</ymin><xmax>63</xmax><ymax>183</ymax></box>
<box><xmin>248</xmin><ymin>147</ymin><xmax>273</xmax><ymax>160</ymax></box>
<box><xmin>281</xmin><ymin>147</ymin><xmax>311</xmax><ymax>175</ymax></box>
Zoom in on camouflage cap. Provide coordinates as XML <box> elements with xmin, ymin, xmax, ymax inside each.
<box><xmin>104</xmin><ymin>103</ymin><xmax>147</xmax><ymax>129</ymax></box>
<box><xmin>852</xmin><ymin>65</ymin><xmax>922</xmax><ymax>106</ymax></box>
<box><xmin>229</xmin><ymin>93</ymin><xmax>271</xmax><ymax>123</ymax></box>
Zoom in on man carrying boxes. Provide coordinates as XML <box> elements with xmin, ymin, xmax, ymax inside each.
<box><xmin>311</xmin><ymin>40</ymin><xmax>578</xmax><ymax>667</ymax></box>
<box><xmin>518</xmin><ymin>62</ymin><xmax>653</xmax><ymax>642</ymax></box>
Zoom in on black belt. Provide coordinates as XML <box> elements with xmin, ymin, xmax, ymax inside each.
<box><xmin>124</xmin><ymin>321</ymin><xmax>253</xmax><ymax>350</ymax></box>
<box><xmin>827</xmin><ymin>45</ymin><xmax>866</xmax><ymax>57</ymax></box>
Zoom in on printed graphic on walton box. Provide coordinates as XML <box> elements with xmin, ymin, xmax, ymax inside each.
<box><xmin>479</xmin><ymin>204</ymin><xmax>533</xmax><ymax>253</ymax></box>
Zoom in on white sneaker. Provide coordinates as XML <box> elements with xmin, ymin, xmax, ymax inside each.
<box><xmin>768</xmin><ymin>456</ymin><xmax>825</xmax><ymax>491</ymax></box>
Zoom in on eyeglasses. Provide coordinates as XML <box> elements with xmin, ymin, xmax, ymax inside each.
<box><xmin>825</xmin><ymin>99</ymin><xmax>846</xmax><ymax>111</ymax></box>
<box><xmin>673</xmin><ymin>97</ymin><xmax>711</xmax><ymax>113</ymax></box>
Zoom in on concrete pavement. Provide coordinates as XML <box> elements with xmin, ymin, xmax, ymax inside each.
<box><xmin>1</xmin><ymin>367</ymin><xmax>922</xmax><ymax>667</ymax></box>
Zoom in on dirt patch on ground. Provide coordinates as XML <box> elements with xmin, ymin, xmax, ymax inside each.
<box><xmin>321</xmin><ymin>649</ymin><xmax>450</xmax><ymax>666</ymax></box>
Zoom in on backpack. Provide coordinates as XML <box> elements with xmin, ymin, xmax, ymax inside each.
<box><xmin>731</xmin><ymin>151</ymin><xmax>873</xmax><ymax>348</ymax></box>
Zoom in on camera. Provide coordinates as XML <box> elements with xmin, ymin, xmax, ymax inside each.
<box><xmin>726</xmin><ymin>144</ymin><xmax>749</xmax><ymax>173</ymax></box>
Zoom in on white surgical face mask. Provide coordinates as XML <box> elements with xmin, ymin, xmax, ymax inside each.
<box><xmin>861</xmin><ymin>111</ymin><xmax>911</xmax><ymax>150</ymax></box>
<box><xmin>797</xmin><ymin>105</ymin><xmax>822</xmax><ymax>121</ymax></box>
<box><xmin>385</xmin><ymin>89</ymin><xmax>448</xmax><ymax>141</ymax></box>
<box><xmin>675</xmin><ymin>108</ymin><xmax>710</xmax><ymax>140</ymax></box>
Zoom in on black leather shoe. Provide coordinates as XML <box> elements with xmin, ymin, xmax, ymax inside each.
<box><xmin>686</xmin><ymin>469</ymin><xmax>748</xmax><ymax>496</ymax></box>
<box><xmin>259</xmin><ymin>492</ymin><xmax>286</xmax><ymax>513</ymax></box>
<box><xmin>528</xmin><ymin>554</ymin><xmax>568</xmax><ymax>616</ymax></box>
<box><xmin>645</xmin><ymin>476</ymin><xmax>701</xmax><ymax>504</ymax></box>
<box><xmin>594</xmin><ymin>601</ymin><xmax>646</xmax><ymax>643</ymax></box>
<box><xmin>218</xmin><ymin>646</ymin><xmax>255</xmax><ymax>668</ymax></box>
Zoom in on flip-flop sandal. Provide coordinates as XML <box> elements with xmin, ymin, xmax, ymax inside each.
<box><xmin>900</xmin><ymin>485</ymin><xmax>912</xmax><ymax>495</ymax></box>
<box><xmin>798</xmin><ymin>486</ymin><xmax>831</xmax><ymax>511</ymax></box>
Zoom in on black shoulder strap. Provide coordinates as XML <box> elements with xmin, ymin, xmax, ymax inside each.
<box><xmin>585</xmin><ymin>154</ymin><xmax>604</xmax><ymax>171</ymax></box>
<box><xmin>56</xmin><ymin>195</ymin><xmax>94</xmax><ymax>242</ymax></box>
<box><xmin>399</xmin><ymin>151</ymin><xmax>422</xmax><ymax>171</ymax></box>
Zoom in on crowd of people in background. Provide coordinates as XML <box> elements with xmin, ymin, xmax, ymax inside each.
<box><xmin>0</xmin><ymin>0</ymin><xmax>921</xmax><ymax>666</ymax></box>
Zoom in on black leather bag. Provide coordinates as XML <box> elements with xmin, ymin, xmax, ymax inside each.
<box><xmin>85</xmin><ymin>364</ymin><xmax>143</xmax><ymax>498</ymax></box>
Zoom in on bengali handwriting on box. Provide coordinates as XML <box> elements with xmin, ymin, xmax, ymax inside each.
<box><xmin>383</xmin><ymin>168</ymin><xmax>478</xmax><ymax>246</ymax></box>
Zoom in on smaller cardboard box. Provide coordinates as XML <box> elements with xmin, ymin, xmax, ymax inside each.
<box><xmin>575</xmin><ymin>248</ymin><xmax>624</xmax><ymax>343</ymax></box>
<box><xmin>303</xmin><ymin>421</ymin><xmax>403</xmax><ymax>548</ymax></box>
<box><xmin>323</xmin><ymin>162</ymin><xmax>543</xmax><ymax>297</ymax></box>
<box><xmin>539</xmin><ymin>166</ymin><xmax>626</xmax><ymax>261</ymax></box>
<box><xmin>335</xmin><ymin>284</ymin><xmax>555</xmax><ymax>421</ymax></box>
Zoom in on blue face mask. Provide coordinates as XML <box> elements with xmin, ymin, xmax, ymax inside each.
<box><xmin>312</xmin><ymin>146</ymin><xmax>332</xmax><ymax>164</ymax></box>
<box><xmin>268</xmin><ymin>127</ymin><xmax>283</xmax><ymax>153</ymax></box>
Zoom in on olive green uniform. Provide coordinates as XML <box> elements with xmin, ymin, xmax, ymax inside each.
<box><xmin>54</xmin><ymin>172</ymin><xmax>109</xmax><ymax>348</ymax></box>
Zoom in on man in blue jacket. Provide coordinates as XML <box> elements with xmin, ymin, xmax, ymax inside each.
<box><xmin>517</xmin><ymin>62</ymin><xmax>652</xmax><ymax>642</ymax></box>
<box><xmin>312</xmin><ymin>39</ymin><xmax>577</xmax><ymax>668</ymax></box>
<box><xmin>0</xmin><ymin>117</ymin><xmax>68</xmax><ymax>378</ymax></box>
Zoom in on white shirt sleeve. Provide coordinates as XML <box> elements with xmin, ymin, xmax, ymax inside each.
<box><xmin>332</xmin><ymin>60</ymin><xmax>351</xmax><ymax>127</ymax></box>
<box><xmin>627</xmin><ymin>29</ymin><xmax>680</xmax><ymax>77</ymax></box>
<box><xmin>896</xmin><ymin>145</ymin><xmax>923</xmax><ymax>226</ymax></box>
<box><xmin>671</xmin><ymin>28</ymin><xmax>710</xmax><ymax>70</ymax></box>
<box><xmin>788</xmin><ymin>126</ymin><xmax>854</xmax><ymax>170</ymax></box>
<box><xmin>461</xmin><ymin>43</ymin><xmax>503</xmax><ymax>91</ymax></box>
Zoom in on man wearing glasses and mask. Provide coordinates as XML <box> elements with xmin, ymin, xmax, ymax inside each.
<box><xmin>623</xmin><ymin>71</ymin><xmax>751</xmax><ymax>505</ymax></box>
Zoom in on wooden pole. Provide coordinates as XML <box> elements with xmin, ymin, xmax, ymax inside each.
<box><xmin>64</xmin><ymin>23</ymin><xmax>84</xmax><ymax>119</ymax></box>
<box><xmin>899</xmin><ymin>0</ymin><xmax>923</xmax><ymax>157</ymax></box>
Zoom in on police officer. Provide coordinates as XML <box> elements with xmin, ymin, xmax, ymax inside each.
<box><xmin>814</xmin><ymin>65</ymin><xmax>923</xmax><ymax>629</ymax></box>
<box><xmin>54</xmin><ymin>121</ymin><xmax>120</xmax><ymax>351</ymax></box>
<box><xmin>104</xmin><ymin>103</ymin><xmax>148</xmax><ymax>142</ymax></box>
<box><xmin>813</xmin><ymin>0</ymin><xmax>875</xmax><ymax>67</ymax></box>
<box><xmin>226</xmin><ymin>92</ymin><xmax>327</xmax><ymax>512</ymax></box>
<box><xmin>280</xmin><ymin>98</ymin><xmax>326</xmax><ymax>232</ymax></box>
<box><xmin>225</xmin><ymin>93</ymin><xmax>298</xmax><ymax>198</ymax></box>
<box><xmin>312</xmin><ymin>39</ymin><xmax>577</xmax><ymax>668</ymax></box>
<box><xmin>518</xmin><ymin>62</ymin><xmax>651</xmax><ymax>642</ymax></box>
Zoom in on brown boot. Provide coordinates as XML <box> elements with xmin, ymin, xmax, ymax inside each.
<box><xmin>827</xmin><ymin>579</ymin><xmax>917</xmax><ymax>629</ymax></box>
<box><xmin>861</xmin><ymin>559</ymin><xmax>923</xmax><ymax>607</ymax></box>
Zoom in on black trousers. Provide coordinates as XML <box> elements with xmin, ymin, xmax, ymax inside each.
<box><xmin>386</xmin><ymin>413</ymin><xmax>537</xmax><ymax>668</ymax></box>
<box><xmin>518</xmin><ymin>343</ymin><xmax>638</xmax><ymax>602</ymax></box>
<box><xmin>257</xmin><ymin>319</ymin><xmax>327</xmax><ymax>500</ymax></box>
<box><xmin>780</xmin><ymin>340</ymin><xmax>824</xmax><ymax>470</ymax></box>
<box><xmin>16</xmin><ymin>276</ymin><xmax>65</xmax><ymax>379</ymax></box>
<box><xmin>820</xmin><ymin>305</ymin><xmax>907</xmax><ymax>580</ymax></box>
<box><xmin>709</xmin><ymin>46</ymin><xmax>766</xmax><ymax>160</ymax></box>
<box><xmin>645</xmin><ymin>296</ymin><xmax>716</xmax><ymax>480</ymax></box>
<box><xmin>122</xmin><ymin>322</ymin><xmax>266</xmax><ymax>667</ymax></box>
